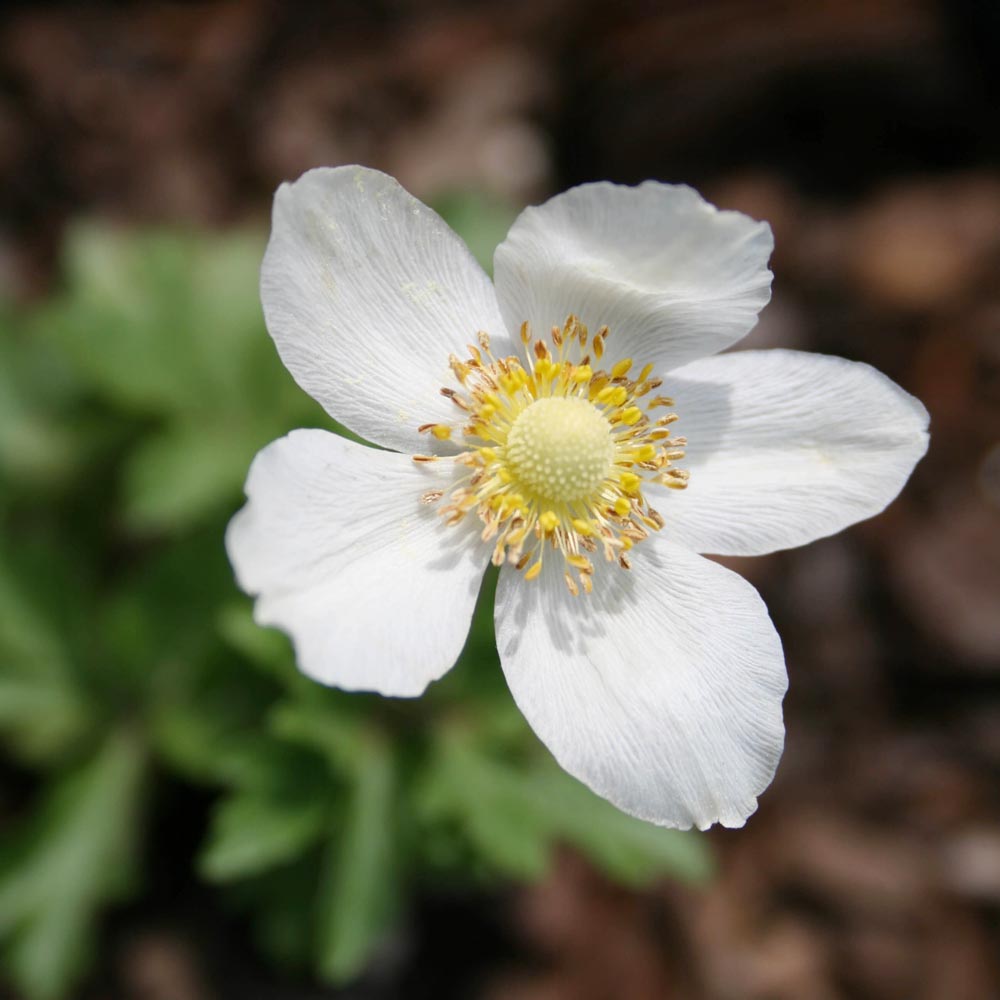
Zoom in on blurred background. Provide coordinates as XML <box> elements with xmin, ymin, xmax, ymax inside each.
<box><xmin>1</xmin><ymin>1</ymin><xmax>999</xmax><ymax>998</ymax></box>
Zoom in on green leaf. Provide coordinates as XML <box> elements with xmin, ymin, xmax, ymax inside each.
<box><xmin>533</xmin><ymin>767</ymin><xmax>714</xmax><ymax>886</ymax></box>
<box><xmin>0</xmin><ymin>311</ymin><xmax>90</xmax><ymax>490</ymax></box>
<box><xmin>42</xmin><ymin>223</ymin><xmax>335</xmax><ymax>533</ymax></box>
<box><xmin>0</xmin><ymin>551</ymin><xmax>93</xmax><ymax>762</ymax></box>
<box><xmin>216</xmin><ymin>600</ymin><xmax>296</xmax><ymax>677</ymax></box>
<box><xmin>121</xmin><ymin>420</ymin><xmax>265</xmax><ymax>532</ymax></box>
<box><xmin>154</xmin><ymin>705</ymin><xmax>317</xmax><ymax>792</ymax></box>
<box><xmin>200</xmin><ymin>790</ymin><xmax>328</xmax><ymax>882</ymax></box>
<box><xmin>232</xmin><ymin>858</ymin><xmax>321</xmax><ymax>970</ymax></box>
<box><xmin>0</xmin><ymin>672</ymin><xmax>91</xmax><ymax>765</ymax></box>
<box><xmin>416</xmin><ymin>736</ymin><xmax>554</xmax><ymax>880</ymax></box>
<box><xmin>418</xmin><ymin>732</ymin><xmax>713</xmax><ymax>886</ymax></box>
<box><xmin>47</xmin><ymin>230</ymin><xmax>208</xmax><ymax>415</ymax></box>
<box><xmin>269</xmin><ymin>699</ymin><xmax>366</xmax><ymax>773</ymax></box>
<box><xmin>0</xmin><ymin>730</ymin><xmax>146</xmax><ymax>1000</ymax></box>
<box><xmin>268</xmin><ymin>698</ymin><xmax>402</xmax><ymax>979</ymax></box>
<box><xmin>317</xmin><ymin>731</ymin><xmax>397</xmax><ymax>983</ymax></box>
<box><xmin>50</xmin><ymin>225</ymin><xmax>266</xmax><ymax>417</ymax></box>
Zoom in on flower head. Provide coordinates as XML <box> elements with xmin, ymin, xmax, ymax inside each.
<box><xmin>227</xmin><ymin>167</ymin><xmax>928</xmax><ymax>830</ymax></box>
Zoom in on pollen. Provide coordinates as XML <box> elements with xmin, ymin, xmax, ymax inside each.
<box><xmin>420</xmin><ymin>314</ymin><xmax>689</xmax><ymax>595</ymax></box>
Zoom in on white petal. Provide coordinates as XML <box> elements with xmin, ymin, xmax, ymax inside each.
<box><xmin>494</xmin><ymin>539</ymin><xmax>786</xmax><ymax>830</ymax></box>
<box><xmin>662</xmin><ymin>350</ymin><xmax>930</xmax><ymax>556</ymax></box>
<box><xmin>261</xmin><ymin>167</ymin><xmax>509</xmax><ymax>453</ymax></box>
<box><xmin>226</xmin><ymin>430</ymin><xmax>487</xmax><ymax>696</ymax></box>
<box><xmin>494</xmin><ymin>181</ymin><xmax>773</xmax><ymax>372</ymax></box>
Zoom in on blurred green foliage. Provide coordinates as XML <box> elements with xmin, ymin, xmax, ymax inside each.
<box><xmin>0</xmin><ymin>194</ymin><xmax>712</xmax><ymax>999</ymax></box>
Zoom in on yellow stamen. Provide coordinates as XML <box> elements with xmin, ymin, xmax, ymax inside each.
<box><xmin>416</xmin><ymin>315</ymin><xmax>689</xmax><ymax>591</ymax></box>
<box><xmin>539</xmin><ymin>510</ymin><xmax>560</xmax><ymax>533</ymax></box>
<box><xmin>620</xmin><ymin>472</ymin><xmax>641</xmax><ymax>495</ymax></box>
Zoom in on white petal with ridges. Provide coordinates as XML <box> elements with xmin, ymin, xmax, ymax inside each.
<box><xmin>494</xmin><ymin>181</ymin><xmax>773</xmax><ymax>372</ymax></box>
<box><xmin>494</xmin><ymin>538</ymin><xmax>786</xmax><ymax>830</ymax></box>
<box><xmin>227</xmin><ymin>430</ymin><xmax>487</xmax><ymax>696</ymax></box>
<box><xmin>661</xmin><ymin>350</ymin><xmax>930</xmax><ymax>556</ymax></box>
<box><xmin>261</xmin><ymin>167</ymin><xmax>509</xmax><ymax>453</ymax></box>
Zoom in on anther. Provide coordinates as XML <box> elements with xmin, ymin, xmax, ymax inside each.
<box><xmin>440</xmin><ymin>387</ymin><xmax>471</xmax><ymax>411</ymax></box>
<box><xmin>619</xmin><ymin>472</ymin><xmax>641</xmax><ymax>494</ymax></box>
<box><xmin>426</xmin><ymin>318</ymin><xmax>688</xmax><ymax>590</ymax></box>
<box><xmin>539</xmin><ymin>510</ymin><xmax>560</xmax><ymax>533</ymax></box>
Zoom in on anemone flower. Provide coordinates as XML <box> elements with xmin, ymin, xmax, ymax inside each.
<box><xmin>227</xmin><ymin>167</ymin><xmax>928</xmax><ymax>830</ymax></box>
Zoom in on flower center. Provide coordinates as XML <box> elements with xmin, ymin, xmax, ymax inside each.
<box><xmin>414</xmin><ymin>315</ymin><xmax>689</xmax><ymax>595</ymax></box>
<box><xmin>505</xmin><ymin>397</ymin><xmax>614</xmax><ymax>505</ymax></box>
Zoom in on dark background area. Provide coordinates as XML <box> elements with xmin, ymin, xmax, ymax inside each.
<box><xmin>1</xmin><ymin>1</ymin><xmax>999</xmax><ymax>998</ymax></box>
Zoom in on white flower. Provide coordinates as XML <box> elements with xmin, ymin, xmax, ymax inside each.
<box><xmin>227</xmin><ymin>166</ymin><xmax>929</xmax><ymax>830</ymax></box>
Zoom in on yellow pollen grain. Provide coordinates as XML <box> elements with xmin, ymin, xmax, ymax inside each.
<box><xmin>611</xmin><ymin>358</ymin><xmax>633</xmax><ymax>378</ymax></box>
<box><xmin>620</xmin><ymin>471</ymin><xmax>641</xmax><ymax>494</ymax></box>
<box><xmin>539</xmin><ymin>510</ymin><xmax>560</xmax><ymax>533</ymax></box>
